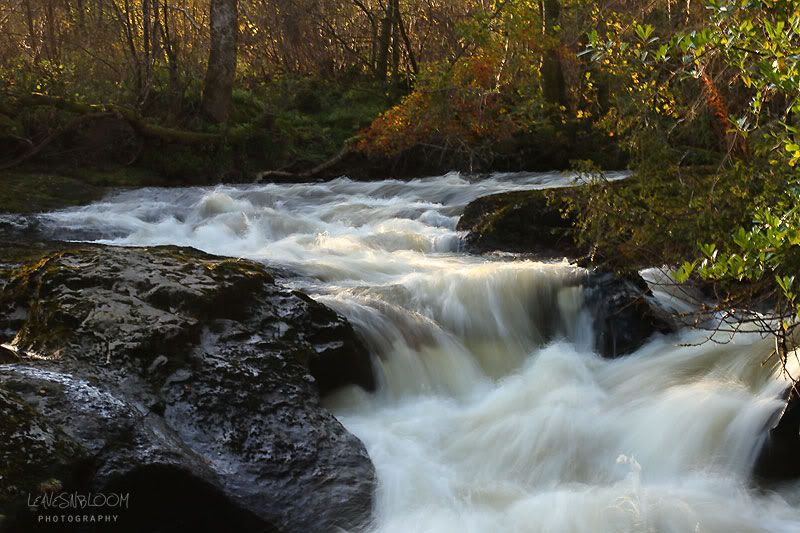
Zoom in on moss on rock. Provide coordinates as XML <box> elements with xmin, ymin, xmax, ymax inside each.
<box><xmin>0</xmin><ymin>172</ymin><xmax>104</xmax><ymax>214</ymax></box>
<box><xmin>0</xmin><ymin>244</ymin><xmax>377</xmax><ymax>532</ymax></box>
<box><xmin>457</xmin><ymin>188</ymin><xmax>584</xmax><ymax>257</ymax></box>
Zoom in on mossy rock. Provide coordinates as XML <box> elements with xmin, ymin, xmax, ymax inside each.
<box><xmin>457</xmin><ymin>188</ymin><xmax>584</xmax><ymax>257</ymax></box>
<box><xmin>0</xmin><ymin>244</ymin><xmax>376</xmax><ymax>532</ymax></box>
<box><xmin>1</xmin><ymin>245</ymin><xmax>372</xmax><ymax>388</ymax></box>
<box><xmin>457</xmin><ymin>179</ymin><xmax>637</xmax><ymax>259</ymax></box>
<box><xmin>0</xmin><ymin>172</ymin><xmax>104</xmax><ymax>214</ymax></box>
<box><xmin>0</xmin><ymin>167</ymin><xmax>171</xmax><ymax>215</ymax></box>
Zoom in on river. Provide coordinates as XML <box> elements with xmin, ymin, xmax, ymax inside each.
<box><xmin>41</xmin><ymin>172</ymin><xmax>800</xmax><ymax>532</ymax></box>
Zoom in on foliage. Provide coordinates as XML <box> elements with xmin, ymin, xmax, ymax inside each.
<box><xmin>356</xmin><ymin>56</ymin><xmax>522</xmax><ymax>168</ymax></box>
<box><xmin>570</xmin><ymin>1</ymin><xmax>800</xmax><ymax>367</ymax></box>
<box><xmin>356</xmin><ymin>0</ymin><xmax>616</xmax><ymax>170</ymax></box>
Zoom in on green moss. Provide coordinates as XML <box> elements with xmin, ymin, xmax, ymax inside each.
<box><xmin>0</xmin><ymin>171</ymin><xmax>104</xmax><ymax>214</ymax></box>
<box><xmin>0</xmin><ymin>166</ymin><xmax>172</xmax><ymax>215</ymax></box>
<box><xmin>205</xmin><ymin>257</ymin><xmax>274</xmax><ymax>285</ymax></box>
<box><xmin>458</xmin><ymin>187</ymin><xmax>595</xmax><ymax>256</ymax></box>
<box><xmin>258</xmin><ymin>78</ymin><xmax>394</xmax><ymax>168</ymax></box>
<box><xmin>62</xmin><ymin>166</ymin><xmax>169</xmax><ymax>188</ymax></box>
<box><xmin>0</xmin><ymin>243</ymin><xmax>66</xmax><ymax>276</ymax></box>
<box><xmin>137</xmin><ymin>144</ymin><xmax>226</xmax><ymax>182</ymax></box>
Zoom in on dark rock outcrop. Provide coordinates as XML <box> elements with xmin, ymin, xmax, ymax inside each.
<box><xmin>753</xmin><ymin>388</ymin><xmax>800</xmax><ymax>484</ymax></box>
<box><xmin>457</xmin><ymin>188</ymin><xmax>583</xmax><ymax>257</ymax></box>
<box><xmin>582</xmin><ymin>272</ymin><xmax>675</xmax><ymax>358</ymax></box>
<box><xmin>0</xmin><ymin>245</ymin><xmax>376</xmax><ymax>532</ymax></box>
<box><xmin>0</xmin><ymin>365</ymin><xmax>269</xmax><ymax>533</ymax></box>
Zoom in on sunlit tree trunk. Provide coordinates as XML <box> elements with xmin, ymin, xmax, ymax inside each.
<box><xmin>202</xmin><ymin>0</ymin><xmax>238</xmax><ymax>123</ymax></box>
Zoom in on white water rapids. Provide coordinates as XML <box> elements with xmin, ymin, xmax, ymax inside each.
<box><xmin>40</xmin><ymin>172</ymin><xmax>800</xmax><ymax>532</ymax></box>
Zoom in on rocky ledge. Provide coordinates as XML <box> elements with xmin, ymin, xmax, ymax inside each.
<box><xmin>0</xmin><ymin>245</ymin><xmax>376</xmax><ymax>532</ymax></box>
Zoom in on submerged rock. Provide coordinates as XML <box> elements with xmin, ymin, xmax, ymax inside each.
<box><xmin>457</xmin><ymin>188</ymin><xmax>583</xmax><ymax>257</ymax></box>
<box><xmin>0</xmin><ymin>245</ymin><xmax>376</xmax><ymax>532</ymax></box>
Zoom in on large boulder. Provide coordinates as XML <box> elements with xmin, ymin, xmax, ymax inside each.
<box><xmin>457</xmin><ymin>188</ymin><xmax>584</xmax><ymax>257</ymax></box>
<box><xmin>0</xmin><ymin>365</ymin><xmax>267</xmax><ymax>532</ymax></box>
<box><xmin>0</xmin><ymin>245</ymin><xmax>376</xmax><ymax>532</ymax></box>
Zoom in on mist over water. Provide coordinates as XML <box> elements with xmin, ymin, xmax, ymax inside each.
<box><xmin>42</xmin><ymin>172</ymin><xmax>800</xmax><ymax>532</ymax></box>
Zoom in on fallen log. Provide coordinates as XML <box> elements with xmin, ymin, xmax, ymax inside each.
<box><xmin>0</xmin><ymin>93</ymin><xmax>223</xmax><ymax>170</ymax></box>
<box><xmin>0</xmin><ymin>112</ymin><xmax>114</xmax><ymax>171</ymax></box>
<box><xmin>16</xmin><ymin>93</ymin><xmax>221</xmax><ymax>144</ymax></box>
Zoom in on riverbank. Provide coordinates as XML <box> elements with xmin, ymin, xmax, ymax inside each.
<box><xmin>0</xmin><ymin>165</ymin><xmax>183</xmax><ymax>212</ymax></box>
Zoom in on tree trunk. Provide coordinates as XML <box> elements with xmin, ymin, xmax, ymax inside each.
<box><xmin>396</xmin><ymin>2</ymin><xmax>418</xmax><ymax>76</ymax></box>
<box><xmin>120</xmin><ymin>0</ymin><xmax>143</xmax><ymax>100</ymax></box>
<box><xmin>141</xmin><ymin>0</ymin><xmax>152</xmax><ymax>104</ymax></box>
<box><xmin>375</xmin><ymin>4</ymin><xmax>393</xmax><ymax>81</ymax></box>
<box><xmin>375</xmin><ymin>0</ymin><xmax>399</xmax><ymax>81</ymax></box>
<box><xmin>160</xmin><ymin>0</ymin><xmax>181</xmax><ymax>111</ymax></box>
<box><xmin>391</xmin><ymin>0</ymin><xmax>401</xmax><ymax>84</ymax></box>
<box><xmin>202</xmin><ymin>0</ymin><xmax>238</xmax><ymax>123</ymax></box>
<box><xmin>540</xmin><ymin>0</ymin><xmax>566</xmax><ymax>106</ymax></box>
<box><xmin>351</xmin><ymin>0</ymin><xmax>377</xmax><ymax>73</ymax></box>
<box><xmin>22</xmin><ymin>0</ymin><xmax>39</xmax><ymax>63</ymax></box>
<box><xmin>44</xmin><ymin>0</ymin><xmax>59</xmax><ymax>62</ymax></box>
<box><xmin>76</xmin><ymin>0</ymin><xmax>85</xmax><ymax>31</ymax></box>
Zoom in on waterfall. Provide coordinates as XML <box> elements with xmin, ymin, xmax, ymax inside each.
<box><xmin>41</xmin><ymin>171</ymin><xmax>800</xmax><ymax>532</ymax></box>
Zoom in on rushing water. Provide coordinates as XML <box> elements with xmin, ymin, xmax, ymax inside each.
<box><xmin>41</xmin><ymin>172</ymin><xmax>800</xmax><ymax>532</ymax></box>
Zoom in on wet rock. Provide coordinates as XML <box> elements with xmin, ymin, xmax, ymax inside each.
<box><xmin>0</xmin><ymin>245</ymin><xmax>376</xmax><ymax>532</ymax></box>
<box><xmin>1</xmin><ymin>245</ymin><xmax>375</xmax><ymax>393</ymax></box>
<box><xmin>0</xmin><ymin>214</ymin><xmax>65</xmax><ymax>282</ymax></box>
<box><xmin>753</xmin><ymin>388</ymin><xmax>800</xmax><ymax>483</ymax></box>
<box><xmin>457</xmin><ymin>188</ymin><xmax>583</xmax><ymax>257</ymax></box>
<box><xmin>0</xmin><ymin>383</ymin><xmax>89</xmax><ymax>521</ymax></box>
<box><xmin>583</xmin><ymin>271</ymin><xmax>675</xmax><ymax>358</ymax></box>
<box><xmin>0</xmin><ymin>366</ymin><xmax>267</xmax><ymax>532</ymax></box>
